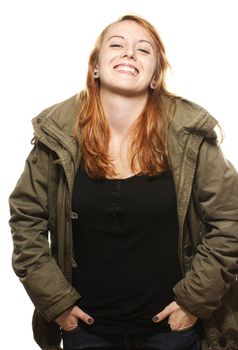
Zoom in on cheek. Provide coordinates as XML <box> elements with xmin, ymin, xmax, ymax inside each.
<box><xmin>145</xmin><ymin>64</ymin><xmax>157</xmax><ymax>81</ymax></box>
<box><xmin>98</xmin><ymin>49</ymin><xmax>116</xmax><ymax>65</ymax></box>
<box><xmin>97</xmin><ymin>58</ymin><xmax>109</xmax><ymax>73</ymax></box>
<box><xmin>149</xmin><ymin>63</ymin><xmax>158</xmax><ymax>80</ymax></box>
<box><xmin>98</xmin><ymin>55</ymin><xmax>119</xmax><ymax>77</ymax></box>
<box><xmin>97</xmin><ymin>50</ymin><xmax>107</xmax><ymax>69</ymax></box>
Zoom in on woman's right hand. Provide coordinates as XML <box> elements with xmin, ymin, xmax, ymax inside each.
<box><xmin>55</xmin><ymin>305</ymin><xmax>94</xmax><ymax>331</ymax></box>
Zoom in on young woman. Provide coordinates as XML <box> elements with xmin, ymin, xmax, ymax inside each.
<box><xmin>9</xmin><ymin>15</ymin><xmax>238</xmax><ymax>350</ymax></box>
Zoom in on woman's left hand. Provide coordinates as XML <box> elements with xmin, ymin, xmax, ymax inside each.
<box><xmin>152</xmin><ymin>301</ymin><xmax>198</xmax><ymax>331</ymax></box>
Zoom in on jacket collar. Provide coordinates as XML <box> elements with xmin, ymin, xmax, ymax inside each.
<box><xmin>32</xmin><ymin>94</ymin><xmax>81</xmax><ymax>165</ymax></box>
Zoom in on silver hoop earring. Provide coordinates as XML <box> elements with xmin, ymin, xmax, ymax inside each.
<box><xmin>150</xmin><ymin>80</ymin><xmax>157</xmax><ymax>89</ymax></box>
<box><xmin>93</xmin><ymin>69</ymin><xmax>99</xmax><ymax>79</ymax></box>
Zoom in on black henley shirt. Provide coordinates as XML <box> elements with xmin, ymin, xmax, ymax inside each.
<box><xmin>72</xmin><ymin>167</ymin><xmax>182</xmax><ymax>335</ymax></box>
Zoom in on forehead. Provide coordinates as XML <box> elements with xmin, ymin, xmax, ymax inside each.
<box><xmin>104</xmin><ymin>20</ymin><xmax>155</xmax><ymax>45</ymax></box>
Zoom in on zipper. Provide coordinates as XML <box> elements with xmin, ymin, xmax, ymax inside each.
<box><xmin>176</xmin><ymin>133</ymin><xmax>205</xmax><ymax>275</ymax></box>
<box><xmin>33</xmin><ymin>120</ymin><xmax>81</xmax><ymax>279</ymax></box>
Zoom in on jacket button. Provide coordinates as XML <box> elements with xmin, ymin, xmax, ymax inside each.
<box><xmin>218</xmin><ymin>337</ymin><xmax>227</xmax><ymax>347</ymax></box>
<box><xmin>36</xmin><ymin>118</ymin><xmax>42</xmax><ymax>123</ymax></box>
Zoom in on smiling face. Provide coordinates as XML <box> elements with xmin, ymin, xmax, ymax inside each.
<box><xmin>97</xmin><ymin>20</ymin><xmax>158</xmax><ymax>97</ymax></box>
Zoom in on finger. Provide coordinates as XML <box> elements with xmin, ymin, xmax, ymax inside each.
<box><xmin>63</xmin><ymin>323</ymin><xmax>79</xmax><ymax>331</ymax></box>
<box><xmin>72</xmin><ymin>306</ymin><xmax>94</xmax><ymax>325</ymax></box>
<box><xmin>55</xmin><ymin>307</ymin><xmax>78</xmax><ymax>329</ymax></box>
<box><xmin>152</xmin><ymin>301</ymin><xmax>179</xmax><ymax>323</ymax></box>
<box><xmin>168</xmin><ymin>307</ymin><xmax>198</xmax><ymax>331</ymax></box>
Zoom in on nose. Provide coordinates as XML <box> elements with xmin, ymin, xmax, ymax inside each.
<box><xmin>120</xmin><ymin>46</ymin><xmax>136</xmax><ymax>60</ymax></box>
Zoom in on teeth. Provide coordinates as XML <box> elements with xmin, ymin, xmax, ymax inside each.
<box><xmin>114</xmin><ymin>65</ymin><xmax>138</xmax><ymax>75</ymax></box>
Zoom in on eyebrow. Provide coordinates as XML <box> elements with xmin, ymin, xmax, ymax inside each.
<box><xmin>107</xmin><ymin>35</ymin><xmax>154</xmax><ymax>49</ymax></box>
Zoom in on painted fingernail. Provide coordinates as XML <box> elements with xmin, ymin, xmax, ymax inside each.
<box><xmin>88</xmin><ymin>318</ymin><xmax>94</xmax><ymax>325</ymax></box>
<box><xmin>152</xmin><ymin>316</ymin><xmax>159</xmax><ymax>322</ymax></box>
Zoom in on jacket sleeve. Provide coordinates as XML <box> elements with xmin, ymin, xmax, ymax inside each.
<box><xmin>173</xmin><ymin>138</ymin><xmax>238</xmax><ymax>319</ymax></box>
<box><xmin>9</xmin><ymin>141</ymin><xmax>80</xmax><ymax>322</ymax></box>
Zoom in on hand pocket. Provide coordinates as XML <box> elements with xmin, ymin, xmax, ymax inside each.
<box><xmin>171</xmin><ymin>325</ymin><xmax>196</xmax><ymax>334</ymax></box>
<box><xmin>61</xmin><ymin>325</ymin><xmax>80</xmax><ymax>334</ymax></box>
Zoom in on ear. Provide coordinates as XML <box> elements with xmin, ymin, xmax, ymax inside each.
<box><xmin>93</xmin><ymin>66</ymin><xmax>100</xmax><ymax>79</ymax></box>
<box><xmin>150</xmin><ymin>79</ymin><xmax>157</xmax><ymax>89</ymax></box>
<box><xmin>150</xmin><ymin>72</ymin><xmax>157</xmax><ymax>87</ymax></box>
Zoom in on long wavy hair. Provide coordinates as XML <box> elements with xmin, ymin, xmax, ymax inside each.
<box><xmin>74</xmin><ymin>14</ymin><xmax>175</xmax><ymax>178</ymax></box>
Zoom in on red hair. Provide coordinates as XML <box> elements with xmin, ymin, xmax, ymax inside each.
<box><xmin>74</xmin><ymin>14</ymin><xmax>175</xmax><ymax>178</ymax></box>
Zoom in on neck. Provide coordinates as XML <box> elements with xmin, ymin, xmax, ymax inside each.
<box><xmin>100</xmin><ymin>89</ymin><xmax>148</xmax><ymax>137</ymax></box>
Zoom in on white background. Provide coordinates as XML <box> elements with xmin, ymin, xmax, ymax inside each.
<box><xmin>1</xmin><ymin>0</ymin><xmax>237</xmax><ymax>348</ymax></box>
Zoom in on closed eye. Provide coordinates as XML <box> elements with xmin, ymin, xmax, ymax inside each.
<box><xmin>110</xmin><ymin>44</ymin><xmax>123</xmax><ymax>48</ymax></box>
<box><xmin>138</xmin><ymin>48</ymin><xmax>150</xmax><ymax>54</ymax></box>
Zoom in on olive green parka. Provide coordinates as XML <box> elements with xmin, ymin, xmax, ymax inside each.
<box><xmin>9</xmin><ymin>94</ymin><xmax>238</xmax><ymax>350</ymax></box>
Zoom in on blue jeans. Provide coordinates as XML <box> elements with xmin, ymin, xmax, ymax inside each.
<box><xmin>62</xmin><ymin>326</ymin><xmax>201</xmax><ymax>350</ymax></box>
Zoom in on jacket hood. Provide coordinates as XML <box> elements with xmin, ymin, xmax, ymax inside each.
<box><xmin>31</xmin><ymin>93</ymin><xmax>83</xmax><ymax>162</ymax></box>
<box><xmin>32</xmin><ymin>93</ymin><xmax>82</xmax><ymax>134</ymax></box>
<box><xmin>168</xmin><ymin>96</ymin><xmax>218</xmax><ymax>140</ymax></box>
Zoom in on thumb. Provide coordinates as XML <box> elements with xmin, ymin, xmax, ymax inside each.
<box><xmin>152</xmin><ymin>301</ymin><xmax>179</xmax><ymax>323</ymax></box>
<box><xmin>72</xmin><ymin>305</ymin><xmax>94</xmax><ymax>325</ymax></box>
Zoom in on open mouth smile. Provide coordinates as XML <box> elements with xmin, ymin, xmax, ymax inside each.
<box><xmin>113</xmin><ymin>64</ymin><xmax>139</xmax><ymax>76</ymax></box>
